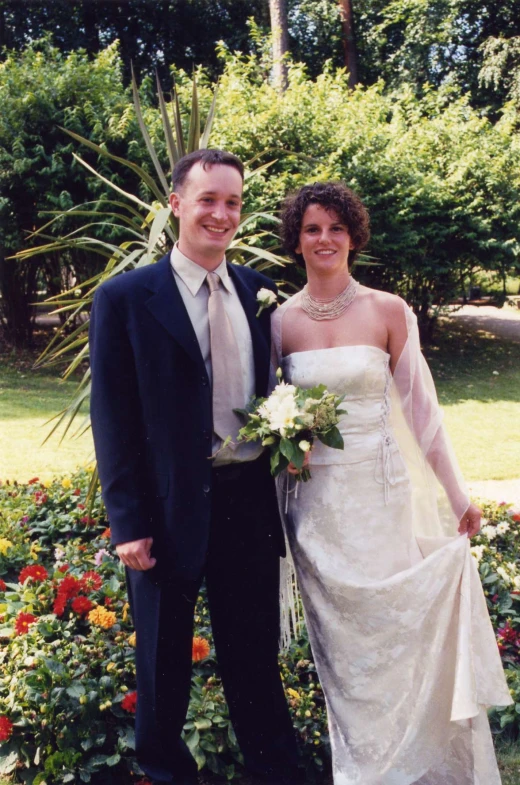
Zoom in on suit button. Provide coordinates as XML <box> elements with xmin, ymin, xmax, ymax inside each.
<box><xmin>203</xmin><ymin>431</ymin><xmax>211</xmax><ymax>441</ymax></box>
<box><xmin>203</xmin><ymin>484</ymin><xmax>210</xmax><ymax>494</ymax></box>
<box><xmin>201</xmin><ymin>376</ymin><xmax>208</xmax><ymax>386</ymax></box>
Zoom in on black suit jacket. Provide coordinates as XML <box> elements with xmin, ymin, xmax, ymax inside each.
<box><xmin>89</xmin><ymin>253</ymin><xmax>284</xmax><ymax>579</ymax></box>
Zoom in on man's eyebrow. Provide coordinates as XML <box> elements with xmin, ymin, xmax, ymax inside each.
<box><xmin>198</xmin><ymin>190</ymin><xmax>242</xmax><ymax>199</ymax></box>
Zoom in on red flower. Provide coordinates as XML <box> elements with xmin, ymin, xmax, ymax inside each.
<box><xmin>121</xmin><ymin>691</ymin><xmax>137</xmax><ymax>713</ymax></box>
<box><xmin>79</xmin><ymin>571</ymin><xmax>103</xmax><ymax>593</ymax></box>
<box><xmin>497</xmin><ymin>621</ymin><xmax>519</xmax><ymax>644</ymax></box>
<box><xmin>58</xmin><ymin>564</ymin><xmax>69</xmax><ymax>573</ymax></box>
<box><xmin>57</xmin><ymin>575</ymin><xmax>80</xmax><ymax>599</ymax></box>
<box><xmin>53</xmin><ymin>594</ymin><xmax>67</xmax><ymax>617</ymax></box>
<box><xmin>19</xmin><ymin>565</ymin><xmax>48</xmax><ymax>585</ymax></box>
<box><xmin>71</xmin><ymin>596</ymin><xmax>93</xmax><ymax>617</ymax></box>
<box><xmin>0</xmin><ymin>579</ymin><xmax>6</xmax><ymax>592</ymax></box>
<box><xmin>512</xmin><ymin>514</ymin><xmax>520</xmax><ymax>523</ymax></box>
<box><xmin>73</xmin><ymin>489</ymin><xmax>81</xmax><ymax>496</ymax></box>
<box><xmin>80</xmin><ymin>516</ymin><xmax>97</xmax><ymax>526</ymax></box>
<box><xmin>28</xmin><ymin>477</ymin><xmax>39</xmax><ymax>485</ymax></box>
<box><xmin>33</xmin><ymin>491</ymin><xmax>48</xmax><ymax>505</ymax></box>
<box><xmin>100</xmin><ymin>527</ymin><xmax>111</xmax><ymax>539</ymax></box>
<box><xmin>14</xmin><ymin>612</ymin><xmax>37</xmax><ymax>636</ymax></box>
<box><xmin>104</xmin><ymin>597</ymin><xmax>112</xmax><ymax>607</ymax></box>
<box><xmin>0</xmin><ymin>716</ymin><xmax>13</xmax><ymax>741</ymax></box>
<box><xmin>77</xmin><ymin>503</ymin><xmax>85</xmax><ymax>509</ymax></box>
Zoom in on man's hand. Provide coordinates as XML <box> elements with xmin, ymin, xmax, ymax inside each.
<box><xmin>458</xmin><ymin>503</ymin><xmax>481</xmax><ymax>538</ymax></box>
<box><xmin>116</xmin><ymin>537</ymin><xmax>156</xmax><ymax>571</ymax></box>
<box><xmin>287</xmin><ymin>450</ymin><xmax>311</xmax><ymax>476</ymax></box>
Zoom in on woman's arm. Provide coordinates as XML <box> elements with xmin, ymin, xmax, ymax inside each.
<box><xmin>386</xmin><ymin>297</ymin><xmax>480</xmax><ymax>536</ymax></box>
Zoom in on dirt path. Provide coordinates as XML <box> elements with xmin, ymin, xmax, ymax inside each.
<box><xmin>447</xmin><ymin>303</ymin><xmax>520</xmax><ymax>342</ymax></box>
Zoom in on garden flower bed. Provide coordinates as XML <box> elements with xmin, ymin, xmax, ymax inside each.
<box><xmin>0</xmin><ymin>471</ymin><xmax>518</xmax><ymax>783</ymax></box>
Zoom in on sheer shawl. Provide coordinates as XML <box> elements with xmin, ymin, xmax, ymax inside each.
<box><xmin>271</xmin><ymin>292</ymin><xmax>470</xmax><ymax>539</ymax></box>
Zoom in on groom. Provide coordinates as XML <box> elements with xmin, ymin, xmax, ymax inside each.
<box><xmin>89</xmin><ymin>149</ymin><xmax>301</xmax><ymax>784</ymax></box>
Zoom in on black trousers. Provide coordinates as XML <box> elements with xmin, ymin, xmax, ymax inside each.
<box><xmin>126</xmin><ymin>457</ymin><xmax>300</xmax><ymax>784</ymax></box>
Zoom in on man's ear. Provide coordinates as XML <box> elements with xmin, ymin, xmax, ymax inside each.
<box><xmin>169</xmin><ymin>192</ymin><xmax>181</xmax><ymax>217</ymax></box>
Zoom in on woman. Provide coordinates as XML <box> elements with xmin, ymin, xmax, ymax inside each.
<box><xmin>273</xmin><ymin>181</ymin><xmax>511</xmax><ymax>785</ymax></box>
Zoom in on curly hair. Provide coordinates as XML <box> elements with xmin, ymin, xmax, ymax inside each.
<box><xmin>280</xmin><ymin>181</ymin><xmax>370</xmax><ymax>265</ymax></box>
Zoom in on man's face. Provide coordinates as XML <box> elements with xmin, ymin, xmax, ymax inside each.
<box><xmin>169</xmin><ymin>162</ymin><xmax>243</xmax><ymax>266</ymax></box>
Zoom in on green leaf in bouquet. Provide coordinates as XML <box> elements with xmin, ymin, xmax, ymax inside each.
<box><xmin>317</xmin><ymin>427</ymin><xmax>345</xmax><ymax>450</ymax></box>
<box><xmin>280</xmin><ymin>438</ymin><xmax>298</xmax><ymax>464</ymax></box>
<box><xmin>305</xmin><ymin>384</ymin><xmax>327</xmax><ymax>399</ymax></box>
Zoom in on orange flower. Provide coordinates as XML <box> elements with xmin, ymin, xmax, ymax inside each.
<box><xmin>100</xmin><ymin>527</ymin><xmax>111</xmax><ymax>539</ymax></box>
<box><xmin>192</xmin><ymin>636</ymin><xmax>210</xmax><ymax>662</ymax></box>
<box><xmin>88</xmin><ymin>605</ymin><xmax>116</xmax><ymax>629</ymax></box>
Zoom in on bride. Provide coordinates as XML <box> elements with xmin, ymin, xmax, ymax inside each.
<box><xmin>272</xmin><ymin>181</ymin><xmax>511</xmax><ymax>784</ymax></box>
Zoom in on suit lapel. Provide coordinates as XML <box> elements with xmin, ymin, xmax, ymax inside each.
<box><xmin>145</xmin><ymin>255</ymin><xmax>206</xmax><ymax>371</ymax></box>
<box><xmin>228</xmin><ymin>263</ymin><xmax>270</xmax><ymax>397</ymax></box>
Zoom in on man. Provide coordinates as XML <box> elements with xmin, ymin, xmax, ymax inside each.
<box><xmin>89</xmin><ymin>149</ymin><xmax>301</xmax><ymax>785</ymax></box>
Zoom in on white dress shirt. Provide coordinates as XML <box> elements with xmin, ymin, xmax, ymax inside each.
<box><xmin>170</xmin><ymin>245</ymin><xmax>263</xmax><ymax>465</ymax></box>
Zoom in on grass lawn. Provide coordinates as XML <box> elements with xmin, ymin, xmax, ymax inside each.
<box><xmin>497</xmin><ymin>741</ymin><xmax>520</xmax><ymax>785</ymax></box>
<box><xmin>0</xmin><ymin>319</ymin><xmax>519</xmax><ymax>484</ymax></box>
<box><xmin>425</xmin><ymin>320</ymin><xmax>520</xmax><ymax>481</ymax></box>
<box><xmin>0</xmin><ymin>346</ymin><xmax>93</xmax><ymax>483</ymax></box>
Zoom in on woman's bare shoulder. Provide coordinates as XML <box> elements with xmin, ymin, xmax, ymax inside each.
<box><xmin>359</xmin><ymin>286</ymin><xmax>407</xmax><ymax>318</ymax></box>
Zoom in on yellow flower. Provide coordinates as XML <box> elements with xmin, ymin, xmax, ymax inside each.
<box><xmin>0</xmin><ymin>539</ymin><xmax>13</xmax><ymax>556</ymax></box>
<box><xmin>128</xmin><ymin>632</ymin><xmax>136</xmax><ymax>647</ymax></box>
<box><xmin>88</xmin><ymin>606</ymin><xmax>117</xmax><ymax>629</ymax></box>
<box><xmin>61</xmin><ymin>478</ymin><xmax>72</xmax><ymax>489</ymax></box>
<box><xmin>122</xmin><ymin>602</ymin><xmax>129</xmax><ymax>623</ymax></box>
<box><xmin>287</xmin><ymin>688</ymin><xmax>300</xmax><ymax>701</ymax></box>
<box><xmin>106</xmin><ymin>662</ymin><xmax>116</xmax><ymax>672</ymax></box>
<box><xmin>29</xmin><ymin>543</ymin><xmax>41</xmax><ymax>561</ymax></box>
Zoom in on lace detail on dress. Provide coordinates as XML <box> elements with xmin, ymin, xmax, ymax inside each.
<box><xmin>374</xmin><ymin>358</ymin><xmax>399</xmax><ymax>504</ymax></box>
<box><xmin>278</xmin><ymin>344</ymin><xmax>511</xmax><ymax>785</ymax></box>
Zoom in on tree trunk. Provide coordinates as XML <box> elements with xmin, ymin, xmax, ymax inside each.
<box><xmin>82</xmin><ymin>0</ymin><xmax>100</xmax><ymax>54</ymax></box>
<box><xmin>0</xmin><ymin>255</ymin><xmax>39</xmax><ymax>348</ymax></box>
<box><xmin>338</xmin><ymin>0</ymin><xmax>359</xmax><ymax>88</ymax></box>
<box><xmin>269</xmin><ymin>0</ymin><xmax>289</xmax><ymax>92</ymax></box>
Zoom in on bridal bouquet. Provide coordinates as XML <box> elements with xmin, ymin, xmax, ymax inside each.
<box><xmin>236</xmin><ymin>370</ymin><xmax>346</xmax><ymax>481</ymax></box>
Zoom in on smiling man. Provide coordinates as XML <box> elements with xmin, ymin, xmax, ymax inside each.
<box><xmin>89</xmin><ymin>149</ymin><xmax>301</xmax><ymax>785</ymax></box>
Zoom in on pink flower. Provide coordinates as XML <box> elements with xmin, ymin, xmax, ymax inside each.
<box><xmin>94</xmin><ymin>549</ymin><xmax>111</xmax><ymax>566</ymax></box>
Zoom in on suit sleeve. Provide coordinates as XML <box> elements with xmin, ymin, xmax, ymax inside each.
<box><xmin>89</xmin><ymin>287</ymin><xmax>152</xmax><ymax>545</ymax></box>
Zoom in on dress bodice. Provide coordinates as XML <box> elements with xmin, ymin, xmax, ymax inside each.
<box><xmin>282</xmin><ymin>345</ymin><xmax>394</xmax><ymax>471</ymax></box>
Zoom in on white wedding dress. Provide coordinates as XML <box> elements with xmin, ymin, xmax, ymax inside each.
<box><xmin>273</xmin><ymin>297</ymin><xmax>512</xmax><ymax>785</ymax></box>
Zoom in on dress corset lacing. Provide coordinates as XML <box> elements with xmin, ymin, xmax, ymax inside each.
<box><xmin>374</xmin><ymin>363</ymin><xmax>398</xmax><ymax>504</ymax></box>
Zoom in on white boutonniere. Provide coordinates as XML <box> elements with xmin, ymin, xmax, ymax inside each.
<box><xmin>256</xmin><ymin>287</ymin><xmax>278</xmax><ymax>317</ymax></box>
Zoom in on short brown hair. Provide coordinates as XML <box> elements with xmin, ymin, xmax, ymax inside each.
<box><xmin>172</xmin><ymin>149</ymin><xmax>244</xmax><ymax>191</ymax></box>
<box><xmin>281</xmin><ymin>181</ymin><xmax>370</xmax><ymax>265</ymax></box>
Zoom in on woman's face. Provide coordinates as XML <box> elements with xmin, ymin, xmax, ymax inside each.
<box><xmin>296</xmin><ymin>203</ymin><xmax>353</xmax><ymax>277</ymax></box>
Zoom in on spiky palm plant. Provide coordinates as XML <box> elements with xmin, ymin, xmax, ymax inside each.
<box><xmin>15</xmin><ymin>73</ymin><xmax>290</xmax><ymax>501</ymax></box>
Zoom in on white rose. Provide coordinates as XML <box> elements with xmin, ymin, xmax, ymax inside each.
<box><xmin>497</xmin><ymin>522</ymin><xmax>510</xmax><ymax>535</ymax></box>
<box><xmin>299</xmin><ymin>440</ymin><xmax>311</xmax><ymax>452</ymax></box>
<box><xmin>513</xmin><ymin>576</ymin><xmax>520</xmax><ymax>590</ymax></box>
<box><xmin>481</xmin><ymin>525</ymin><xmax>497</xmax><ymax>541</ymax></box>
<box><xmin>257</xmin><ymin>288</ymin><xmax>277</xmax><ymax>306</ymax></box>
<box><xmin>497</xmin><ymin>566</ymin><xmax>511</xmax><ymax>584</ymax></box>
